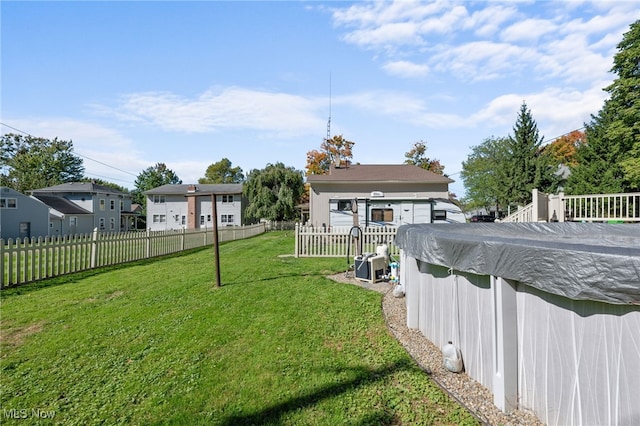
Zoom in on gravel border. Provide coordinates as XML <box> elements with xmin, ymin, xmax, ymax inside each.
<box><xmin>328</xmin><ymin>272</ymin><xmax>543</xmax><ymax>426</ymax></box>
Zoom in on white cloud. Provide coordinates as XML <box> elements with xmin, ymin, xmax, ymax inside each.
<box><xmin>433</xmin><ymin>41</ymin><xmax>535</xmax><ymax>81</ymax></box>
<box><xmin>331</xmin><ymin>0</ymin><xmax>640</xmax><ymax>86</ymax></box>
<box><xmin>501</xmin><ymin>18</ymin><xmax>558</xmax><ymax>42</ymax></box>
<box><xmin>466</xmin><ymin>5</ymin><xmax>519</xmax><ymax>37</ymax></box>
<box><xmin>469</xmin><ymin>83</ymin><xmax>610</xmax><ymax>138</ymax></box>
<box><xmin>332</xmin><ymin>0</ymin><xmax>448</xmax><ymax>28</ymax></box>
<box><xmin>382</xmin><ymin>60</ymin><xmax>430</xmax><ymax>77</ymax></box>
<box><xmin>105</xmin><ymin>87</ymin><xmax>326</xmax><ymax>137</ymax></box>
<box><xmin>342</xmin><ymin>22</ymin><xmax>423</xmax><ymax>48</ymax></box>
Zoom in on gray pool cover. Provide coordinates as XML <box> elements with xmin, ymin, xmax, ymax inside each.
<box><xmin>395</xmin><ymin>223</ymin><xmax>640</xmax><ymax>305</ymax></box>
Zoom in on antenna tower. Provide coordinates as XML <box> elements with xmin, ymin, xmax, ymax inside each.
<box><xmin>326</xmin><ymin>73</ymin><xmax>331</xmax><ymax>141</ymax></box>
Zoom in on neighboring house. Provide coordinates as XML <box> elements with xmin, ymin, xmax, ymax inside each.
<box><xmin>0</xmin><ymin>187</ymin><xmax>50</xmax><ymax>240</ymax></box>
<box><xmin>122</xmin><ymin>203</ymin><xmax>144</xmax><ymax>231</ymax></box>
<box><xmin>29</xmin><ymin>182</ymin><xmax>133</xmax><ymax>234</ymax></box>
<box><xmin>144</xmin><ymin>184</ymin><xmax>245</xmax><ymax>231</ymax></box>
<box><xmin>31</xmin><ymin>194</ymin><xmax>93</xmax><ymax>236</ymax></box>
<box><xmin>306</xmin><ymin>164</ymin><xmax>464</xmax><ymax>227</ymax></box>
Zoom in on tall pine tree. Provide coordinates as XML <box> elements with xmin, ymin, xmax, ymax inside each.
<box><xmin>566</xmin><ymin>20</ymin><xmax>640</xmax><ymax>193</ymax></box>
<box><xmin>504</xmin><ymin>102</ymin><xmax>558</xmax><ymax>205</ymax></box>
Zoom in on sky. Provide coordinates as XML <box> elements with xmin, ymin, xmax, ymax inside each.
<box><xmin>2</xmin><ymin>1</ymin><xmax>639</xmax><ymax>197</ymax></box>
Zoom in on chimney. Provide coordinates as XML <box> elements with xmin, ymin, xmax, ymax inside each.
<box><xmin>187</xmin><ymin>185</ymin><xmax>197</xmax><ymax>193</ymax></box>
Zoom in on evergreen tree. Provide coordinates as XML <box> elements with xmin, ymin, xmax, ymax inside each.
<box><xmin>504</xmin><ymin>102</ymin><xmax>558</xmax><ymax>205</ymax></box>
<box><xmin>566</xmin><ymin>20</ymin><xmax>640</xmax><ymax>193</ymax></box>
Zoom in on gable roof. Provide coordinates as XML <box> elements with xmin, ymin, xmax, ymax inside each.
<box><xmin>32</xmin><ymin>195</ymin><xmax>92</xmax><ymax>215</ymax></box>
<box><xmin>143</xmin><ymin>183</ymin><xmax>243</xmax><ymax>196</ymax></box>
<box><xmin>30</xmin><ymin>182</ymin><xmax>128</xmax><ymax>196</ymax></box>
<box><xmin>307</xmin><ymin>164</ymin><xmax>453</xmax><ymax>184</ymax></box>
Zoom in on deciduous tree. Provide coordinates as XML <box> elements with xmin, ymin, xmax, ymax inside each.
<box><xmin>244</xmin><ymin>162</ymin><xmax>304</xmax><ymax>222</ymax></box>
<box><xmin>544</xmin><ymin>130</ymin><xmax>586</xmax><ymax>167</ymax></box>
<box><xmin>0</xmin><ymin>133</ymin><xmax>84</xmax><ymax>193</ymax></box>
<box><xmin>306</xmin><ymin>135</ymin><xmax>354</xmax><ymax>175</ymax></box>
<box><xmin>404</xmin><ymin>141</ymin><xmax>445</xmax><ymax>175</ymax></box>
<box><xmin>198</xmin><ymin>158</ymin><xmax>244</xmax><ymax>184</ymax></box>
<box><xmin>132</xmin><ymin>163</ymin><xmax>181</xmax><ymax>205</ymax></box>
<box><xmin>461</xmin><ymin>136</ymin><xmax>510</xmax><ymax>213</ymax></box>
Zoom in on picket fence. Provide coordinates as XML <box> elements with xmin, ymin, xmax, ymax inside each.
<box><xmin>295</xmin><ymin>224</ymin><xmax>400</xmax><ymax>259</ymax></box>
<box><xmin>1</xmin><ymin>223</ymin><xmax>266</xmax><ymax>288</ymax></box>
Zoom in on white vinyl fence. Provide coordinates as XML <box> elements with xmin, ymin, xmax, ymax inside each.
<box><xmin>295</xmin><ymin>224</ymin><xmax>399</xmax><ymax>259</ymax></box>
<box><xmin>1</xmin><ymin>224</ymin><xmax>266</xmax><ymax>288</ymax></box>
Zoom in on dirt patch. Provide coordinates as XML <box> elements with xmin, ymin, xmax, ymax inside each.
<box><xmin>1</xmin><ymin>321</ymin><xmax>46</xmax><ymax>348</ymax></box>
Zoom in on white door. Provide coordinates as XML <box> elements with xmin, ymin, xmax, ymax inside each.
<box><xmin>400</xmin><ymin>203</ymin><xmax>414</xmax><ymax>225</ymax></box>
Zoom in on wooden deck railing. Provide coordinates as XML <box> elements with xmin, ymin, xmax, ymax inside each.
<box><xmin>1</xmin><ymin>224</ymin><xmax>266</xmax><ymax>288</ymax></box>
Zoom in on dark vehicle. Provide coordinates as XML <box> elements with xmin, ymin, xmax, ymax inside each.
<box><xmin>470</xmin><ymin>215</ymin><xmax>495</xmax><ymax>223</ymax></box>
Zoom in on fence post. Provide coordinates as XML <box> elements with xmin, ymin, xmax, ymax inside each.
<box><xmin>146</xmin><ymin>228</ymin><xmax>151</xmax><ymax>259</ymax></box>
<box><xmin>294</xmin><ymin>223</ymin><xmax>300</xmax><ymax>258</ymax></box>
<box><xmin>0</xmin><ymin>239</ymin><xmax>4</xmax><ymax>289</ymax></box>
<box><xmin>491</xmin><ymin>276</ymin><xmax>518</xmax><ymax>413</ymax></box>
<box><xmin>181</xmin><ymin>228</ymin><xmax>185</xmax><ymax>251</ymax></box>
<box><xmin>90</xmin><ymin>228</ymin><xmax>99</xmax><ymax>268</ymax></box>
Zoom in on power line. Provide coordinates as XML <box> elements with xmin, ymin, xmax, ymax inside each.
<box><xmin>1</xmin><ymin>121</ymin><xmax>138</xmax><ymax>179</ymax></box>
<box><xmin>546</xmin><ymin>127</ymin><xmax>586</xmax><ymax>143</ymax></box>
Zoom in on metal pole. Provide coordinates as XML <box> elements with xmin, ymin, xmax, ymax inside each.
<box><xmin>211</xmin><ymin>193</ymin><xmax>221</xmax><ymax>287</ymax></box>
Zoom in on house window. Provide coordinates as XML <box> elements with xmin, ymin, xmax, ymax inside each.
<box><xmin>200</xmin><ymin>215</ymin><xmax>205</xmax><ymax>225</ymax></box>
<box><xmin>0</xmin><ymin>198</ymin><xmax>17</xmax><ymax>208</ymax></box>
<box><xmin>152</xmin><ymin>195</ymin><xmax>165</xmax><ymax>204</ymax></box>
<box><xmin>100</xmin><ymin>199</ymin><xmax>106</xmax><ymax>211</ymax></box>
<box><xmin>69</xmin><ymin>216</ymin><xmax>78</xmax><ymax>226</ymax></box>
<box><xmin>371</xmin><ymin>208</ymin><xmax>393</xmax><ymax>223</ymax></box>
<box><xmin>221</xmin><ymin>214</ymin><xmax>234</xmax><ymax>224</ymax></box>
<box><xmin>120</xmin><ymin>200</ymin><xmax>124</xmax><ymax>211</ymax></box>
<box><xmin>109</xmin><ymin>217</ymin><xmax>116</xmax><ymax>230</ymax></box>
<box><xmin>110</xmin><ymin>199</ymin><xmax>115</xmax><ymax>210</ymax></box>
<box><xmin>222</xmin><ymin>195</ymin><xmax>234</xmax><ymax>203</ymax></box>
<box><xmin>207</xmin><ymin>214</ymin><xmax>211</xmax><ymax>222</ymax></box>
<box><xmin>99</xmin><ymin>217</ymin><xmax>105</xmax><ymax>230</ymax></box>
<box><xmin>153</xmin><ymin>214</ymin><xmax>166</xmax><ymax>223</ymax></box>
<box><xmin>337</xmin><ymin>200</ymin><xmax>352</xmax><ymax>211</ymax></box>
<box><xmin>181</xmin><ymin>215</ymin><xmax>186</xmax><ymax>225</ymax></box>
<box><xmin>433</xmin><ymin>210</ymin><xmax>447</xmax><ymax>221</ymax></box>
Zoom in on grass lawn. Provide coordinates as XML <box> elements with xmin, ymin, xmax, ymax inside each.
<box><xmin>0</xmin><ymin>232</ymin><xmax>478</xmax><ymax>425</ymax></box>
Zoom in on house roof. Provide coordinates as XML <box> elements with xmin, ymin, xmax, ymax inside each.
<box><xmin>32</xmin><ymin>195</ymin><xmax>92</xmax><ymax>215</ymax></box>
<box><xmin>30</xmin><ymin>182</ymin><xmax>128</xmax><ymax>196</ymax></box>
<box><xmin>307</xmin><ymin>164</ymin><xmax>454</xmax><ymax>184</ymax></box>
<box><xmin>143</xmin><ymin>183</ymin><xmax>243</xmax><ymax>196</ymax></box>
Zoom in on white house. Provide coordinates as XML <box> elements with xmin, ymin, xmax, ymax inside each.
<box><xmin>306</xmin><ymin>163</ymin><xmax>463</xmax><ymax>227</ymax></box>
<box><xmin>144</xmin><ymin>184</ymin><xmax>245</xmax><ymax>231</ymax></box>
<box><xmin>0</xmin><ymin>187</ymin><xmax>50</xmax><ymax>240</ymax></box>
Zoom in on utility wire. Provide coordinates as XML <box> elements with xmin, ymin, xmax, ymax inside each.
<box><xmin>546</xmin><ymin>127</ymin><xmax>586</xmax><ymax>143</ymax></box>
